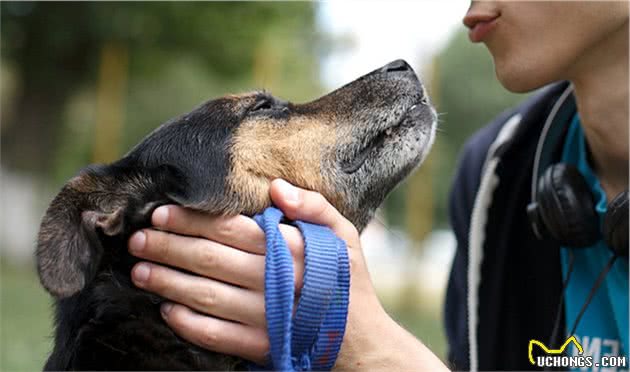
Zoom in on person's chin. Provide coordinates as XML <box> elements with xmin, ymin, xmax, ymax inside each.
<box><xmin>493</xmin><ymin>59</ymin><xmax>555</xmax><ymax>93</ymax></box>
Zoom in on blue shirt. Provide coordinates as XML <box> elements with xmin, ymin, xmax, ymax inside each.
<box><xmin>561</xmin><ymin>113</ymin><xmax>629</xmax><ymax>370</ymax></box>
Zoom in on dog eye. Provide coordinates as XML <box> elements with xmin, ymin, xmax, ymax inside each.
<box><xmin>250</xmin><ymin>99</ymin><xmax>274</xmax><ymax>112</ymax></box>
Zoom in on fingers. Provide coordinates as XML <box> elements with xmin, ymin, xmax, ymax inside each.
<box><xmin>161</xmin><ymin>303</ymin><xmax>269</xmax><ymax>365</ymax></box>
<box><xmin>129</xmin><ymin>229</ymin><xmax>265</xmax><ymax>290</ymax></box>
<box><xmin>269</xmin><ymin>179</ymin><xmax>359</xmax><ymax>243</ymax></box>
<box><xmin>152</xmin><ymin>206</ymin><xmax>266</xmax><ymax>255</ymax></box>
<box><xmin>278</xmin><ymin>224</ymin><xmax>305</xmax><ymax>268</ymax></box>
<box><xmin>269</xmin><ymin>179</ymin><xmax>369</xmax><ymax>298</ymax></box>
<box><xmin>129</xmin><ymin>228</ymin><xmax>305</xmax><ymax>291</ymax></box>
<box><xmin>131</xmin><ymin>262</ymin><xmax>266</xmax><ymax>328</ymax></box>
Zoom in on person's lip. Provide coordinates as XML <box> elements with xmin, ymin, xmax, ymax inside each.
<box><xmin>463</xmin><ymin>13</ymin><xmax>500</xmax><ymax>43</ymax></box>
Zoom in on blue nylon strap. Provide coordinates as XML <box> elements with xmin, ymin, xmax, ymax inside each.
<box><xmin>294</xmin><ymin>220</ymin><xmax>349</xmax><ymax>370</ymax></box>
<box><xmin>254</xmin><ymin>207</ymin><xmax>295</xmax><ymax>370</ymax></box>
<box><xmin>252</xmin><ymin>207</ymin><xmax>350</xmax><ymax>371</ymax></box>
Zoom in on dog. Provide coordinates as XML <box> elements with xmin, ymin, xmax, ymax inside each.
<box><xmin>36</xmin><ymin>59</ymin><xmax>436</xmax><ymax>370</ymax></box>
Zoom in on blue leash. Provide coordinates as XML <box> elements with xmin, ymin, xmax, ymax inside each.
<box><xmin>252</xmin><ymin>207</ymin><xmax>350</xmax><ymax>371</ymax></box>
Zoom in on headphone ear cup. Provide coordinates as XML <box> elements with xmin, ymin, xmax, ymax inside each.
<box><xmin>603</xmin><ymin>190</ymin><xmax>628</xmax><ymax>257</ymax></box>
<box><xmin>537</xmin><ymin>164</ymin><xmax>600</xmax><ymax>247</ymax></box>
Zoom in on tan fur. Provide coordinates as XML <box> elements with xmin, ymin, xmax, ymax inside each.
<box><xmin>228</xmin><ymin>115</ymin><xmax>340</xmax><ymax>214</ymax></box>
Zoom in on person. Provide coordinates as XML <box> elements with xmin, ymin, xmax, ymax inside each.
<box><xmin>447</xmin><ymin>2</ymin><xmax>628</xmax><ymax>370</ymax></box>
<box><xmin>127</xmin><ymin>2</ymin><xmax>628</xmax><ymax>370</ymax></box>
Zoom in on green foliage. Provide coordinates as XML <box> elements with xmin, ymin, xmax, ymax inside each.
<box><xmin>1</xmin><ymin>2</ymin><xmax>323</xmax><ymax>178</ymax></box>
<box><xmin>1</xmin><ymin>2</ymin><xmax>318</xmax><ymax>81</ymax></box>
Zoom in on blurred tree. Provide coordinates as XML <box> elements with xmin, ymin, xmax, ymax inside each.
<box><xmin>1</xmin><ymin>1</ymin><xmax>321</xmax><ymax>177</ymax></box>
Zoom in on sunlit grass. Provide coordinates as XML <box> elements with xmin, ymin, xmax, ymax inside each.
<box><xmin>1</xmin><ymin>260</ymin><xmax>53</xmax><ymax>371</ymax></box>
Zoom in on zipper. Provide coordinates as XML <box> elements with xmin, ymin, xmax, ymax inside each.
<box><xmin>467</xmin><ymin>113</ymin><xmax>522</xmax><ymax>371</ymax></box>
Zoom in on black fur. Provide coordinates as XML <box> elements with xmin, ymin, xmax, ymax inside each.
<box><xmin>39</xmin><ymin>101</ymin><xmax>247</xmax><ymax>370</ymax></box>
<box><xmin>36</xmin><ymin>60</ymin><xmax>436</xmax><ymax>370</ymax></box>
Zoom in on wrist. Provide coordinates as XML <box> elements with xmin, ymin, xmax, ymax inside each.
<box><xmin>335</xmin><ymin>309</ymin><xmax>448</xmax><ymax>371</ymax></box>
<box><xmin>334</xmin><ymin>304</ymin><xmax>388</xmax><ymax>370</ymax></box>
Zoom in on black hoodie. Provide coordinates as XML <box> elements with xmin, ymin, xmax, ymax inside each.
<box><xmin>445</xmin><ymin>82</ymin><xmax>575</xmax><ymax>371</ymax></box>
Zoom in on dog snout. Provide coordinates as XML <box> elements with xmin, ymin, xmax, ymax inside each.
<box><xmin>380</xmin><ymin>59</ymin><xmax>412</xmax><ymax>74</ymax></box>
<box><xmin>377</xmin><ymin>59</ymin><xmax>424</xmax><ymax>100</ymax></box>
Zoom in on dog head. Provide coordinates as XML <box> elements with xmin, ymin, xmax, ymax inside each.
<box><xmin>37</xmin><ymin>59</ymin><xmax>437</xmax><ymax>297</ymax></box>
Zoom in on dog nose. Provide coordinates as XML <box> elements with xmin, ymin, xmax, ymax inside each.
<box><xmin>381</xmin><ymin>59</ymin><xmax>412</xmax><ymax>73</ymax></box>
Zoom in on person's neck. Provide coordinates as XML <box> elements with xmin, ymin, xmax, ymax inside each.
<box><xmin>569</xmin><ymin>20</ymin><xmax>629</xmax><ymax>200</ymax></box>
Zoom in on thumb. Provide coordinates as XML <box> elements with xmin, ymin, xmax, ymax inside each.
<box><xmin>269</xmin><ymin>179</ymin><xmax>359</xmax><ymax>242</ymax></box>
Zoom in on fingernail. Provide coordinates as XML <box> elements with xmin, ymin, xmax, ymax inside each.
<box><xmin>128</xmin><ymin>231</ymin><xmax>146</xmax><ymax>254</ymax></box>
<box><xmin>161</xmin><ymin>302</ymin><xmax>173</xmax><ymax>318</ymax></box>
<box><xmin>276</xmin><ymin>179</ymin><xmax>300</xmax><ymax>204</ymax></box>
<box><xmin>133</xmin><ymin>263</ymin><xmax>151</xmax><ymax>284</ymax></box>
<box><xmin>152</xmin><ymin>206</ymin><xmax>170</xmax><ymax>227</ymax></box>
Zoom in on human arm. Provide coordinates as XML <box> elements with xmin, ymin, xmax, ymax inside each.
<box><xmin>128</xmin><ymin>179</ymin><xmax>448</xmax><ymax>370</ymax></box>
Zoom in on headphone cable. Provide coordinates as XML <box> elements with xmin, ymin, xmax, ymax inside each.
<box><xmin>548</xmin><ymin>250</ymin><xmax>575</xmax><ymax>349</ymax></box>
<box><xmin>568</xmin><ymin>255</ymin><xmax>618</xmax><ymax>337</ymax></box>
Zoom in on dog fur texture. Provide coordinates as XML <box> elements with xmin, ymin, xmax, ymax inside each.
<box><xmin>36</xmin><ymin>59</ymin><xmax>436</xmax><ymax>370</ymax></box>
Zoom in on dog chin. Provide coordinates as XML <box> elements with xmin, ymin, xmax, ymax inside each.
<box><xmin>363</xmin><ymin>103</ymin><xmax>435</xmax><ymax>177</ymax></box>
<box><xmin>335</xmin><ymin>106</ymin><xmax>437</xmax><ymax>231</ymax></box>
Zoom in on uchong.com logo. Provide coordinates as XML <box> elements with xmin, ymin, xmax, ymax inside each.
<box><xmin>528</xmin><ymin>336</ymin><xmax>627</xmax><ymax>370</ymax></box>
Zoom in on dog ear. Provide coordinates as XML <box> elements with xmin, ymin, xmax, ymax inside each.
<box><xmin>36</xmin><ymin>171</ymin><xmax>125</xmax><ymax>298</ymax></box>
<box><xmin>82</xmin><ymin>208</ymin><xmax>125</xmax><ymax>236</ymax></box>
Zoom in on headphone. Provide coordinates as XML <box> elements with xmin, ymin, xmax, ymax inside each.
<box><xmin>524</xmin><ymin>86</ymin><xmax>628</xmax><ymax>352</ymax></box>
<box><xmin>526</xmin><ymin>87</ymin><xmax>628</xmax><ymax>256</ymax></box>
<box><xmin>527</xmin><ymin>164</ymin><xmax>628</xmax><ymax>256</ymax></box>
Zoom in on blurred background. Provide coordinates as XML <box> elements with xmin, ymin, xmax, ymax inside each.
<box><xmin>0</xmin><ymin>2</ymin><xmax>530</xmax><ymax>370</ymax></box>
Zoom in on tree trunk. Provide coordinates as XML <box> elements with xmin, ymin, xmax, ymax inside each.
<box><xmin>1</xmin><ymin>86</ymin><xmax>68</xmax><ymax>176</ymax></box>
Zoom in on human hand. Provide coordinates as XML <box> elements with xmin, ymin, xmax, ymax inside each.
<box><xmin>128</xmin><ymin>179</ymin><xmax>447</xmax><ymax>370</ymax></box>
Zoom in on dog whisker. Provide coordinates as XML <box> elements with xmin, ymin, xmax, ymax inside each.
<box><xmin>371</xmin><ymin>213</ymin><xmax>412</xmax><ymax>249</ymax></box>
<box><xmin>95</xmin><ymin>339</ymin><xmax>128</xmax><ymax>355</ymax></box>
